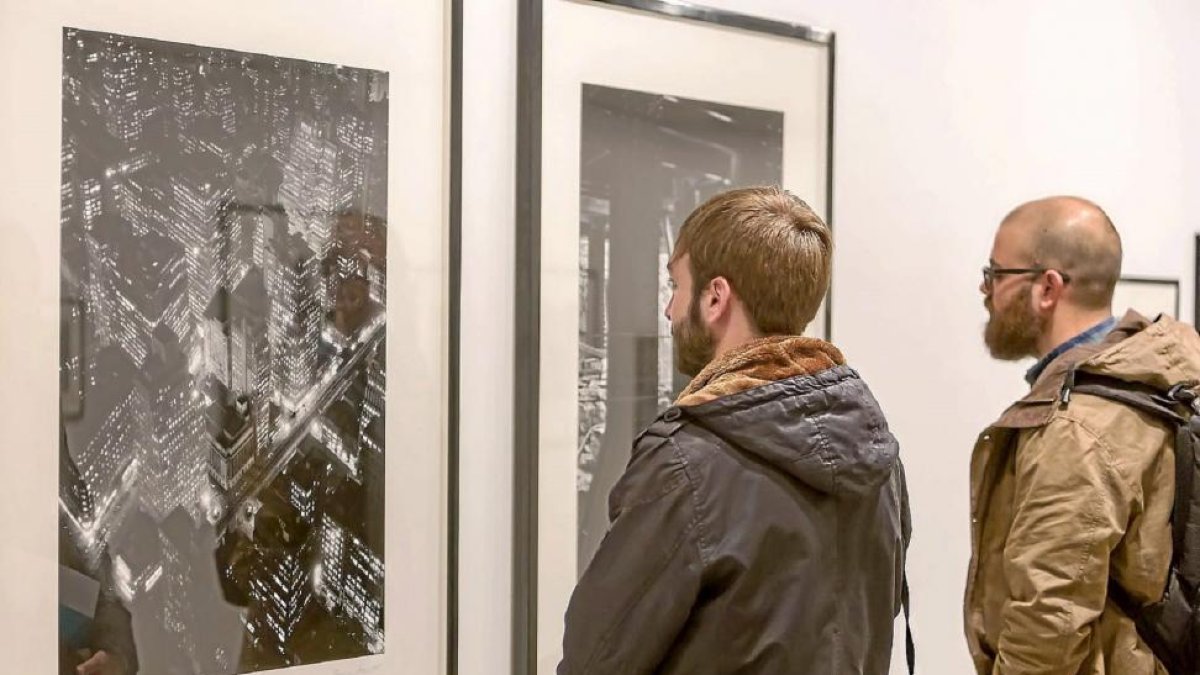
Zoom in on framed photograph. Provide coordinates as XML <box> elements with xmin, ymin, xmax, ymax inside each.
<box><xmin>514</xmin><ymin>0</ymin><xmax>835</xmax><ymax>671</ymax></box>
<box><xmin>1194</xmin><ymin>235</ymin><xmax>1200</xmax><ymax>327</ymax></box>
<box><xmin>1113</xmin><ymin>277</ymin><xmax>1179</xmax><ymax>321</ymax></box>
<box><xmin>0</xmin><ymin>1</ymin><xmax>457</xmax><ymax>673</ymax></box>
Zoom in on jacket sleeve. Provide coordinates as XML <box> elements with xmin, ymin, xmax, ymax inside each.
<box><xmin>993</xmin><ymin>417</ymin><xmax>1132</xmax><ymax>675</ymax></box>
<box><xmin>558</xmin><ymin>439</ymin><xmax>705</xmax><ymax>675</ymax></box>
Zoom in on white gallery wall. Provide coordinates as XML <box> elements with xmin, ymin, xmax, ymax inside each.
<box><xmin>460</xmin><ymin>0</ymin><xmax>1199</xmax><ymax>673</ymax></box>
<box><xmin>458</xmin><ymin>1</ymin><xmax>518</xmax><ymax>674</ymax></box>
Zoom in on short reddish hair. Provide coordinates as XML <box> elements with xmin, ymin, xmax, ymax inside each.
<box><xmin>671</xmin><ymin>186</ymin><xmax>831</xmax><ymax>335</ymax></box>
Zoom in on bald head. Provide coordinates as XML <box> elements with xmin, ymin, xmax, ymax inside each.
<box><xmin>999</xmin><ymin>196</ymin><xmax>1122</xmax><ymax>310</ymax></box>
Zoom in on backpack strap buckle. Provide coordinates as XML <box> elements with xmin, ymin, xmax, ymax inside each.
<box><xmin>1167</xmin><ymin>381</ymin><xmax>1200</xmax><ymax>411</ymax></box>
<box><xmin>1059</xmin><ymin>366</ymin><xmax>1078</xmax><ymax>406</ymax></box>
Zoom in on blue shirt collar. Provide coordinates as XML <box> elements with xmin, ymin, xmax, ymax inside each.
<box><xmin>1025</xmin><ymin>316</ymin><xmax>1117</xmax><ymax>386</ymax></box>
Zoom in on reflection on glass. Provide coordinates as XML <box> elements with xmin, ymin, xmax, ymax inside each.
<box><xmin>59</xmin><ymin>28</ymin><xmax>388</xmax><ymax>673</ymax></box>
<box><xmin>577</xmin><ymin>84</ymin><xmax>784</xmax><ymax>573</ymax></box>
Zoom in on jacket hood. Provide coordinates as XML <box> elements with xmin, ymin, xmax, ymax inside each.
<box><xmin>1078</xmin><ymin>311</ymin><xmax>1200</xmax><ymax>390</ymax></box>
<box><xmin>677</xmin><ymin>338</ymin><xmax>899</xmax><ymax>498</ymax></box>
<box><xmin>996</xmin><ymin>311</ymin><xmax>1200</xmax><ymax>430</ymax></box>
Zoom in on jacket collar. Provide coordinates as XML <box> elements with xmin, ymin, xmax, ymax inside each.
<box><xmin>1024</xmin><ymin>316</ymin><xmax>1116</xmax><ymax>385</ymax></box>
<box><xmin>991</xmin><ymin>310</ymin><xmax>1151</xmax><ymax>430</ymax></box>
<box><xmin>675</xmin><ymin>335</ymin><xmax>845</xmax><ymax>407</ymax></box>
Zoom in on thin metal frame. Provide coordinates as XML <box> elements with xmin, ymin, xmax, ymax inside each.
<box><xmin>448</xmin><ymin>0</ymin><xmax>463</xmax><ymax>672</ymax></box>
<box><xmin>514</xmin><ymin>1</ymin><xmax>835</xmax><ymax>673</ymax></box>
<box><xmin>514</xmin><ymin>0</ymin><xmax>543</xmax><ymax>671</ymax></box>
<box><xmin>593</xmin><ymin>0</ymin><xmax>833</xmax><ymax>43</ymax></box>
<box><xmin>1116</xmin><ymin>275</ymin><xmax>1181</xmax><ymax>321</ymax></box>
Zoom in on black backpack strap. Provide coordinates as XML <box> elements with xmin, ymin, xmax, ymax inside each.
<box><xmin>902</xmin><ymin>572</ymin><xmax>915</xmax><ymax>674</ymax></box>
<box><xmin>895</xmin><ymin>459</ymin><xmax>914</xmax><ymax>674</ymax></box>
<box><xmin>1064</xmin><ymin>371</ymin><xmax>1186</xmax><ymax>425</ymax></box>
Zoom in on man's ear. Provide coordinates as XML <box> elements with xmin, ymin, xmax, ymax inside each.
<box><xmin>1035</xmin><ymin>270</ymin><xmax>1068</xmax><ymax>311</ymax></box>
<box><xmin>704</xmin><ymin>276</ymin><xmax>734</xmax><ymax>323</ymax></box>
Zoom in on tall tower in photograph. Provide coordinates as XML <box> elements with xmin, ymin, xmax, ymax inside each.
<box><xmin>137</xmin><ymin>324</ymin><xmax>204</xmax><ymax>522</ymax></box>
<box><xmin>269</xmin><ymin>232</ymin><xmax>321</xmax><ymax>412</ymax></box>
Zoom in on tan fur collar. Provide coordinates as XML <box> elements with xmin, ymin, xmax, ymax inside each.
<box><xmin>675</xmin><ymin>335</ymin><xmax>847</xmax><ymax>407</ymax></box>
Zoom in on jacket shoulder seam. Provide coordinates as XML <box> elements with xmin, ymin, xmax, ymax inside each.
<box><xmin>670</xmin><ymin>436</ymin><xmax>714</xmax><ymax>566</ymax></box>
<box><xmin>613</xmin><ymin>458</ymin><xmax>690</xmax><ymax>511</ymax></box>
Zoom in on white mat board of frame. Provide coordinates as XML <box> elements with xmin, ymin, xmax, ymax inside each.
<box><xmin>0</xmin><ymin>1</ymin><xmax>451</xmax><ymax>673</ymax></box>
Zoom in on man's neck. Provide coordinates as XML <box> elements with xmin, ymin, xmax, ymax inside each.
<box><xmin>711</xmin><ymin>324</ymin><xmax>764</xmax><ymax>364</ymax></box>
<box><xmin>1035</xmin><ymin>308</ymin><xmax>1114</xmax><ymax>358</ymax></box>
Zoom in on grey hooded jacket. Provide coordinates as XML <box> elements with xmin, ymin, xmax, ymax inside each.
<box><xmin>558</xmin><ymin>365</ymin><xmax>910</xmax><ymax>674</ymax></box>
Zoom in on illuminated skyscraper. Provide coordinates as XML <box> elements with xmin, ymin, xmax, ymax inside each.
<box><xmin>158</xmin><ymin>507</ymin><xmax>200</xmax><ymax>665</ymax></box>
<box><xmin>64</xmin><ymin>346</ymin><xmax>144</xmax><ymax>526</ymax></box>
<box><xmin>363</xmin><ymin>347</ymin><xmax>385</xmax><ymax>423</ymax></box>
<box><xmin>101</xmin><ymin>34</ymin><xmax>144</xmax><ymax>144</ymax></box>
<box><xmin>138</xmin><ymin>325</ymin><xmax>204</xmax><ymax>521</ymax></box>
<box><xmin>269</xmin><ymin>233</ymin><xmax>321</xmax><ymax>412</ymax></box>
<box><xmin>61</xmin><ymin>133</ymin><xmax>78</xmax><ymax>232</ymax></box>
<box><xmin>204</xmin><ymin>289</ymin><xmax>233</xmax><ymax>387</ymax></box>
<box><xmin>207</xmin><ymin>80</ymin><xmax>237</xmax><ymax>135</ymax></box>
<box><xmin>168</xmin><ymin>65</ymin><xmax>199</xmax><ymax>145</ymax></box>
<box><xmin>91</xmin><ymin>216</ymin><xmax>188</xmax><ymax>367</ymax></box>
<box><xmin>315</xmin><ymin>400</ymin><xmax>360</xmax><ymax>477</ymax></box>
<box><xmin>278</xmin><ymin>118</ymin><xmax>339</xmax><ymax>263</ymax></box>
<box><xmin>230</xmin><ymin>269</ymin><xmax>272</xmax><ymax>457</ymax></box>
<box><xmin>205</xmin><ymin>273</ymin><xmax>271</xmax><ymax>476</ymax></box>
<box><xmin>316</xmin><ymin>478</ymin><xmax>382</xmax><ymax>649</ymax></box>
<box><xmin>59</xmin><ymin>429</ymin><xmax>96</xmax><ymax>530</ymax></box>
<box><xmin>335</xmin><ymin>113</ymin><xmax>369</xmax><ymax>208</ymax></box>
<box><xmin>113</xmin><ymin>164</ymin><xmax>168</xmax><ymax>238</ymax></box>
<box><xmin>207</xmin><ymin>386</ymin><xmax>257</xmax><ymax>497</ymax></box>
<box><xmin>169</xmin><ymin>166</ymin><xmax>231</xmax><ymax>329</ymax></box>
<box><xmin>246</xmin><ymin>491</ymin><xmax>313</xmax><ymax>657</ymax></box>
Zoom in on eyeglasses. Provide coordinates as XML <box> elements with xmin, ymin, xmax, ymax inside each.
<box><xmin>981</xmin><ymin>265</ymin><xmax>1071</xmax><ymax>290</ymax></box>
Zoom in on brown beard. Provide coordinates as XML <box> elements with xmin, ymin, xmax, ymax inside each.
<box><xmin>983</xmin><ymin>284</ymin><xmax>1047</xmax><ymax>360</ymax></box>
<box><xmin>672</xmin><ymin>296</ymin><xmax>715</xmax><ymax>377</ymax></box>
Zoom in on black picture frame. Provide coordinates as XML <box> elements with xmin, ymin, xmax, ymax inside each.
<box><xmin>1194</xmin><ymin>235</ymin><xmax>1199</xmax><ymax>327</ymax></box>
<box><xmin>513</xmin><ymin>1</ymin><xmax>835</xmax><ymax>672</ymax></box>
<box><xmin>449</xmin><ymin>0</ymin><xmax>464</xmax><ymax>671</ymax></box>
<box><xmin>1114</xmin><ymin>276</ymin><xmax>1180</xmax><ymax>321</ymax></box>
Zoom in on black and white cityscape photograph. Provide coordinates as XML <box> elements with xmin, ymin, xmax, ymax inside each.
<box><xmin>576</xmin><ymin>84</ymin><xmax>783</xmax><ymax>571</ymax></box>
<box><xmin>59</xmin><ymin>28</ymin><xmax>388</xmax><ymax>674</ymax></box>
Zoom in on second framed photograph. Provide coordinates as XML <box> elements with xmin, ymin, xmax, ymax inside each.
<box><xmin>1113</xmin><ymin>276</ymin><xmax>1180</xmax><ymax>321</ymax></box>
<box><xmin>514</xmin><ymin>0</ymin><xmax>835</xmax><ymax>671</ymax></box>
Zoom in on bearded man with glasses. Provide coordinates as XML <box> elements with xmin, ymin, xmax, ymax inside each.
<box><xmin>965</xmin><ymin>196</ymin><xmax>1200</xmax><ymax>674</ymax></box>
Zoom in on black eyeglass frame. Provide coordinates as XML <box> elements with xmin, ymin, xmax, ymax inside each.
<box><xmin>981</xmin><ymin>265</ymin><xmax>1072</xmax><ymax>289</ymax></box>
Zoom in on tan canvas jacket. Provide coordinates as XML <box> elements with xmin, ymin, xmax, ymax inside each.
<box><xmin>965</xmin><ymin>312</ymin><xmax>1200</xmax><ymax>675</ymax></box>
